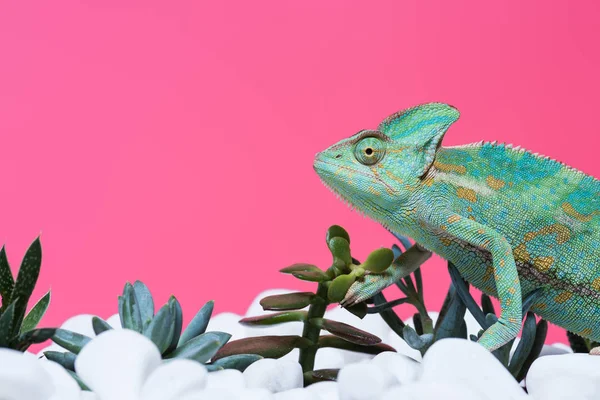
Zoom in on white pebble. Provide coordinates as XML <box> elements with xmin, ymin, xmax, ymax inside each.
<box><xmin>380</xmin><ymin>381</ymin><xmax>483</xmax><ymax>400</ymax></box>
<box><xmin>526</xmin><ymin>353</ymin><xmax>600</xmax><ymax>399</ymax></box>
<box><xmin>106</xmin><ymin>313</ymin><xmax>122</xmax><ymax>329</ymax></box>
<box><xmin>371</xmin><ymin>351</ymin><xmax>421</xmax><ymax>384</ymax></box>
<box><xmin>140</xmin><ymin>359</ymin><xmax>208</xmax><ymax>400</ymax></box>
<box><xmin>420</xmin><ymin>338</ymin><xmax>528</xmax><ymax>400</ymax></box>
<box><xmin>0</xmin><ymin>348</ymin><xmax>54</xmax><ymax>400</ymax></box>
<box><xmin>206</xmin><ymin>312</ymin><xmax>246</xmax><ymax>341</ymax></box>
<box><xmin>244</xmin><ymin>358</ymin><xmax>303</xmax><ymax>392</ymax></box>
<box><xmin>313</xmin><ymin>347</ymin><xmax>345</xmax><ymax>370</ymax></box>
<box><xmin>273</xmin><ymin>388</ymin><xmax>319</xmax><ymax>400</ymax></box>
<box><xmin>337</xmin><ymin>362</ymin><xmax>395</xmax><ymax>400</ymax></box>
<box><xmin>305</xmin><ymin>381</ymin><xmax>339</xmax><ymax>400</ymax></box>
<box><xmin>75</xmin><ymin>329</ymin><xmax>162</xmax><ymax>400</ymax></box>
<box><xmin>39</xmin><ymin>359</ymin><xmax>81</xmax><ymax>400</ymax></box>
<box><xmin>206</xmin><ymin>369</ymin><xmax>245</xmax><ymax>389</ymax></box>
<box><xmin>60</xmin><ymin>314</ymin><xmax>98</xmax><ymax>338</ymax></box>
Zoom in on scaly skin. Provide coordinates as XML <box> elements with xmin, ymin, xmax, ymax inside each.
<box><xmin>313</xmin><ymin>103</ymin><xmax>600</xmax><ymax>351</ymax></box>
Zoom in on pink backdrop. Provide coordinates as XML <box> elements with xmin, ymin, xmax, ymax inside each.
<box><xmin>1</xmin><ymin>0</ymin><xmax>599</xmax><ymax>344</ymax></box>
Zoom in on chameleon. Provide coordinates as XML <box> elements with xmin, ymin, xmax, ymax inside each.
<box><xmin>313</xmin><ymin>102</ymin><xmax>600</xmax><ymax>351</ymax></box>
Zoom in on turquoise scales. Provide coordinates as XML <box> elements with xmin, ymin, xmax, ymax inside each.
<box><xmin>313</xmin><ymin>103</ymin><xmax>600</xmax><ymax>351</ymax></box>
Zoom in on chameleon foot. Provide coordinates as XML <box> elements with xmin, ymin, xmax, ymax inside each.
<box><xmin>340</xmin><ymin>273</ymin><xmax>393</xmax><ymax>307</ymax></box>
<box><xmin>590</xmin><ymin>347</ymin><xmax>600</xmax><ymax>356</ymax></box>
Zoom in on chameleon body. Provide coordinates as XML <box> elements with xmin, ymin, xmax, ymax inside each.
<box><xmin>313</xmin><ymin>103</ymin><xmax>600</xmax><ymax>351</ymax></box>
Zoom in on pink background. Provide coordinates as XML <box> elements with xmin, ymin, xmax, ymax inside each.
<box><xmin>1</xmin><ymin>1</ymin><xmax>599</xmax><ymax>344</ymax></box>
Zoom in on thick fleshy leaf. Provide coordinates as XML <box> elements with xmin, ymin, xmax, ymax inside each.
<box><xmin>44</xmin><ymin>350</ymin><xmax>77</xmax><ymax>371</ymax></box>
<box><xmin>52</xmin><ymin>329</ymin><xmax>91</xmax><ymax>354</ymax></box>
<box><xmin>239</xmin><ymin>311</ymin><xmax>307</xmax><ymax>326</ymax></box>
<box><xmin>361</xmin><ymin>248</ymin><xmax>394</xmax><ymax>273</ymax></box>
<box><xmin>0</xmin><ymin>246</ymin><xmax>13</xmax><ymax>312</ymax></box>
<box><xmin>168</xmin><ymin>331</ymin><xmax>231</xmax><ymax>363</ymax></box>
<box><xmin>145</xmin><ymin>303</ymin><xmax>175</xmax><ymax>354</ymax></box>
<box><xmin>318</xmin><ymin>335</ymin><xmax>395</xmax><ymax>355</ymax></box>
<box><xmin>119</xmin><ymin>283</ymin><xmax>143</xmax><ymax>333</ymax></box>
<box><xmin>328</xmin><ymin>237</ymin><xmax>352</xmax><ymax>266</ymax></box>
<box><xmin>508</xmin><ymin>311</ymin><xmax>537</xmax><ymax>377</ymax></box>
<box><xmin>210</xmin><ymin>354</ymin><xmax>263</xmax><ymax>372</ymax></box>
<box><xmin>326</xmin><ymin>225</ymin><xmax>350</xmax><ymax>244</ymax></box>
<box><xmin>481</xmin><ymin>294</ymin><xmax>496</xmax><ymax>316</ymax></box>
<box><xmin>92</xmin><ymin>317</ymin><xmax>113</xmax><ymax>335</ymax></box>
<box><xmin>366</xmin><ymin>297</ymin><xmax>409</xmax><ymax>314</ymax></box>
<box><xmin>165</xmin><ymin>296</ymin><xmax>183</xmax><ymax>354</ymax></box>
<box><xmin>280</xmin><ymin>264</ymin><xmax>322</xmax><ymax>274</ymax></box>
<box><xmin>345</xmin><ymin>302</ymin><xmax>368</xmax><ymax>319</ymax></box>
<box><xmin>13</xmin><ymin>328</ymin><xmax>56</xmax><ymax>351</ymax></box>
<box><xmin>312</xmin><ymin>318</ymin><xmax>381</xmax><ymax>345</ymax></box>
<box><xmin>67</xmin><ymin>370</ymin><xmax>90</xmax><ymax>391</ymax></box>
<box><xmin>372</xmin><ymin>293</ymin><xmax>405</xmax><ymax>339</ymax></box>
<box><xmin>327</xmin><ymin>274</ymin><xmax>356</xmax><ymax>303</ymax></box>
<box><xmin>213</xmin><ymin>335</ymin><xmax>312</xmax><ymax>360</ymax></box>
<box><xmin>389</xmin><ymin>231</ymin><xmax>412</xmax><ymax>251</ymax></box>
<box><xmin>448</xmin><ymin>262</ymin><xmax>487</xmax><ymax>328</ymax></box>
<box><xmin>0</xmin><ymin>302</ymin><xmax>16</xmax><ymax>347</ymax></box>
<box><xmin>291</xmin><ymin>270</ymin><xmax>330</xmax><ymax>282</ymax></box>
<box><xmin>434</xmin><ymin>284</ymin><xmax>466</xmax><ymax>340</ymax></box>
<box><xmin>403</xmin><ymin>326</ymin><xmax>433</xmax><ymax>353</ymax></box>
<box><xmin>260</xmin><ymin>292</ymin><xmax>317</xmax><ymax>311</ymax></box>
<box><xmin>516</xmin><ymin>319</ymin><xmax>548</xmax><ymax>382</ymax></box>
<box><xmin>133</xmin><ymin>281</ymin><xmax>155</xmax><ymax>331</ymax></box>
<box><xmin>178</xmin><ymin>300</ymin><xmax>214</xmax><ymax>347</ymax></box>
<box><xmin>308</xmin><ymin>369</ymin><xmax>339</xmax><ymax>383</ymax></box>
<box><xmin>205</xmin><ymin>364</ymin><xmax>223</xmax><ymax>372</ymax></box>
<box><xmin>522</xmin><ymin>288</ymin><xmax>541</xmax><ymax>316</ymax></box>
<box><xmin>11</xmin><ymin>237</ymin><xmax>42</xmax><ymax>334</ymax></box>
<box><xmin>20</xmin><ymin>290</ymin><xmax>51</xmax><ymax>333</ymax></box>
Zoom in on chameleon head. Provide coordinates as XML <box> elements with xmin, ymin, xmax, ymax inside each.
<box><xmin>313</xmin><ymin>103</ymin><xmax>460</xmax><ymax>219</ymax></box>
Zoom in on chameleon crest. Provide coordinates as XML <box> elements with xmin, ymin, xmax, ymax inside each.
<box><xmin>314</xmin><ymin>103</ymin><xmax>600</xmax><ymax>351</ymax></box>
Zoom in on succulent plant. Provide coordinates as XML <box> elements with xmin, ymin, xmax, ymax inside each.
<box><xmin>46</xmin><ymin>280</ymin><xmax>262</xmax><ymax>385</ymax></box>
<box><xmin>212</xmin><ymin>225</ymin><xmax>396</xmax><ymax>385</ymax></box>
<box><xmin>0</xmin><ymin>237</ymin><xmax>55</xmax><ymax>351</ymax></box>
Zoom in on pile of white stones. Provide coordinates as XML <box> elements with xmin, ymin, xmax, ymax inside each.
<box><xmin>1</xmin><ymin>289</ymin><xmax>599</xmax><ymax>400</ymax></box>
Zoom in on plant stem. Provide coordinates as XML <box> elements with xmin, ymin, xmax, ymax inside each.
<box><xmin>298</xmin><ymin>282</ymin><xmax>329</xmax><ymax>373</ymax></box>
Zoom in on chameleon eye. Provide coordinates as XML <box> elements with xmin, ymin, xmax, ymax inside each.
<box><xmin>354</xmin><ymin>137</ymin><xmax>386</xmax><ymax>165</ymax></box>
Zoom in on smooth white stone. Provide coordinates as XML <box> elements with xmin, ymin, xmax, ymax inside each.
<box><xmin>79</xmin><ymin>391</ymin><xmax>100</xmax><ymax>400</ymax></box>
<box><xmin>371</xmin><ymin>351</ymin><xmax>421</xmax><ymax>384</ymax></box>
<box><xmin>274</xmin><ymin>388</ymin><xmax>319</xmax><ymax>400</ymax></box>
<box><xmin>60</xmin><ymin>314</ymin><xmax>98</xmax><ymax>338</ymax></box>
<box><xmin>0</xmin><ymin>348</ymin><xmax>54</xmax><ymax>400</ymax></box>
<box><xmin>40</xmin><ymin>359</ymin><xmax>81</xmax><ymax>400</ymax></box>
<box><xmin>106</xmin><ymin>313</ymin><xmax>122</xmax><ymax>329</ymax></box>
<box><xmin>180</xmin><ymin>388</ymin><xmax>274</xmax><ymax>400</ymax></box>
<box><xmin>313</xmin><ymin>347</ymin><xmax>345</xmax><ymax>370</ymax></box>
<box><xmin>206</xmin><ymin>368</ymin><xmax>245</xmax><ymax>389</ymax></box>
<box><xmin>420</xmin><ymin>338</ymin><xmax>528</xmax><ymax>400</ymax></box>
<box><xmin>75</xmin><ymin>329</ymin><xmax>162</xmax><ymax>400</ymax></box>
<box><xmin>140</xmin><ymin>359</ymin><xmax>208</xmax><ymax>400</ymax></box>
<box><xmin>206</xmin><ymin>312</ymin><xmax>246</xmax><ymax>341</ymax></box>
<box><xmin>385</xmin><ymin>330</ymin><xmax>422</xmax><ymax>361</ymax></box>
<box><xmin>547</xmin><ymin>342</ymin><xmax>573</xmax><ymax>353</ymax></box>
<box><xmin>337</xmin><ymin>362</ymin><xmax>395</xmax><ymax>400</ymax></box>
<box><xmin>280</xmin><ymin>348</ymin><xmax>300</xmax><ymax>363</ymax></box>
<box><xmin>539</xmin><ymin>343</ymin><xmax>572</xmax><ymax>357</ymax></box>
<box><xmin>245</xmin><ymin>289</ymin><xmax>302</xmax><ymax>317</ymax></box>
<box><xmin>526</xmin><ymin>353</ymin><xmax>600</xmax><ymax>399</ymax></box>
<box><xmin>380</xmin><ymin>382</ymin><xmax>483</xmax><ymax>400</ymax></box>
<box><xmin>244</xmin><ymin>358</ymin><xmax>303</xmax><ymax>393</ymax></box>
<box><xmin>305</xmin><ymin>381</ymin><xmax>339</xmax><ymax>400</ymax></box>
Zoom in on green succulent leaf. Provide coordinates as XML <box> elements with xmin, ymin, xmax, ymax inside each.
<box><xmin>67</xmin><ymin>370</ymin><xmax>90</xmax><ymax>391</ymax></box>
<box><xmin>210</xmin><ymin>354</ymin><xmax>263</xmax><ymax>372</ymax></box>
<box><xmin>52</xmin><ymin>329</ymin><xmax>91</xmax><ymax>354</ymax></box>
<box><xmin>481</xmin><ymin>294</ymin><xmax>496</xmax><ymax>316</ymax></box>
<box><xmin>434</xmin><ymin>285</ymin><xmax>466</xmax><ymax>341</ymax></box>
<box><xmin>328</xmin><ymin>237</ymin><xmax>352</xmax><ymax>266</ymax></box>
<box><xmin>307</xmin><ymin>369</ymin><xmax>339</xmax><ymax>383</ymax></box>
<box><xmin>13</xmin><ymin>328</ymin><xmax>56</xmax><ymax>351</ymax></box>
<box><xmin>239</xmin><ymin>311</ymin><xmax>307</xmax><ymax>326</ymax></box>
<box><xmin>44</xmin><ymin>350</ymin><xmax>77</xmax><ymax>371</ymax></box>
<box><xmin>10</xmin><ymin>238</ymin><xmax>43</xmax><ymax>335</ymax></box>
<box><xmin>119</xmin><ymin>283</ymin><xmax>143</xmax><ymax>333</ymax></box>
<box><xmin>92</xmin><ymin>317</ymin><xmax>113</xmax><ymax>335</ymax></box>
<box><xmin>344</xmin><ymin>302</ymin><xmax>368</xmax><ymax>319</ymax></box>
<box><xmin>0</xmin><ymin>302</ymin><xmax>16</xmax><ymax>347</ymax></box>
<box><xmin>508</xmin><ymin>311</ymin><xmax>537</xmax><ymax>377</ymax></box>
<box><xmin>0</xmin><ymin>246</ymin><xmax>14</xmax><ymax>312</ymax></box>
<box><xmin>168</xmin><ymin>332</ymin><xmax>231</xmax><ymax>363</ymax></box>
<box><xmin>372</xmin><ymin>293</ymin><xmax>406</xmax><ymax>339</ymax></box>
<box><xmin>317</xmin><ymin>335</ymin><xmax>395</xmax><ymax>355</ymax></box>
<box><xmin>448</xmin><ymin>262</ymin><xmax>487</xmax><ymax>328</ymax></box>
<box><xmin>360</xmin><ymin>248</ymin><xmax>394</xmax><ymax>273</ymax></box>
<box><xmin>20</xmin><ymin>290</ymin><xmax>51</xmax><ymax>333</ymax></box>
<box><xmin>366</xmin><ymin>297</ymin><xmax>409</xmax><ymax>314</ymax></box>
<box><xmin>403</xmin><ymin>326</ymin><xmax>433</xmax><ymax>353</ymax></box>
<box><xmin>291</xmin><ymin>270</ymin><xmax>330</xmax><ymax>282</ymax></box>
<box><xmin>133</xmin><ymin>281</ymin><xmax>155</xmax><ymax>331</ymax></box>
<box><xmin>516</xmin><ymin>319</ymin><xmax>548</xmax><ymax>382</ymax></box>
<box><xmin>326</xmin><ymin>225</ymin><xmax>350</xmax><ymax>244</ymax></box>
<box><xmin>213</xmin><ymin>335</ymin><xmax>311</xmax><ymax>360</ymax></box>
<box><xmin>260</xmin><ymin>292</ymin><xmax>317</xmax><ymax>311</ymax></box>
<box><xmin>327</xmin><ymin>274</ymin><xmax>356</xmax><ymax>303</ymax></box>
<box><xmin>311</xmin><ymin>318</ymin><xmax>381</xmax><ymax>346</ymax></box>
<box><xmin>178</xmin><ymin>300</ymin><xmax>214</xmax><ymax>347</ymax></box>
<box><xmin>145</xmin><ymin>303</ymin><xmax>175</xmax><ymax>355</ymax></box>
<box><xmin>280</xmin><ymin>264</ymin><xmax>323</xmax><ymax>274</ymax></box>
<box><xmin>166</xmin><ymin>296</ymin><xmax>183</xmax><ymax>354</ymax></box>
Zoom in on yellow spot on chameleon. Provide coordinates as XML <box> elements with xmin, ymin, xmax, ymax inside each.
<box><xmin>554</xmin><ymin>291</ymin><xmax>573</xmax><ymax>304</ymax></box>
<box><xmin>562</xmin><ymin>202</ymin><xmax>600</xmax><ymax>222</ymax></box>
<box><xmin>508</xmin><ymin>287</ymin><xmax>515</xmax><ymax>294</ymax></box>
<box><xmin>467</xmin><ymin>206</ymin><xmax>473</xmax><ymax>212</ymax></box>
<box><xmin>440</xmin><ymin>237</ymin><xmax>452</xmax><ymax>246</ymax></box>
<box><xmin>457</xmin><ymin>187</ymin><xmax>477</xmax><ymax>202</ymax></box>
<box><xmin>513</xmin><ymin>243</ymin><xmax>530</xmax><ymax>263</ymax></box>
<box><xmin>524</xmin><ymin>224</ymin><xmax>571</xmax><ymax>244</ymax></box>
<box><xmin>422</xmin><ymin>177</ymin><xmax>434</xmax><ymax>187</ymax></box>
<box><xmin>385</xmin><ymin>170</ymin><xmax>404</xmax><ymax>184</ymax></box>
<box><xmin>533</xmin><ymin>302</ymin><xmax>547</xmax><ymax>310</ymax></box>
<box><xmin>468</xmin><ymin>215</ymin><xmax>476</xmax><ymax>221</ymax></box>
<box><xmin>440</xmin><ymin>225</ymin><xmax>447</xmax><ymax>231</ymax></box>
<box><xmin>508</xmin><ymin>317</ymin><xmax>518</xmax><ymax>323</ymax></box>
<box><xmin>500</xmin><ymin>259</ymin><xmax>505</xmax><ymax>267</ymax></box>
<box><xmin>486</xmin><ymin>176</ymin><xmax>506</xmax><ymax>190</ymax></box>
<box><xmin>580</xmin><ymin>328</ymin><xmax>593</xmax><ymax>337</ymax></box>
<box><xmin>533</xmin><ymin>256</ymin><xmax>554</xmax><ymax>272</ymax></box>
<box><xmin>447</xmin><ymin>215</ymin><xmax>461</xmax><ymax>223</ymax></box>
<box><xmin>433</xmin><ymin>160</ymin><xmax>467</xmax><ymax>174</ymax></box>
<box><xmin>367</xmin><ymin>187</ymin><xmax>380</xmax><ymax>195</ymax></box>
<box><xmin>477</xmin><ymin>228</ymin><xmax>485</xmax><ymax>234</ymax></box>
<box><xmin>592</xmin><ymin>277</ymin><xmax>600</xmax><ymax>292</ymax></box>
<box><xmin>482</xmin><ymin>266</ymin><xmax>493</xmax><ymax>282</ymax></box>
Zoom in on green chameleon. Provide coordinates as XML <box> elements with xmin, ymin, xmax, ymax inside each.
<box><xmin>313</xmin><ymin>103</ymin><xmax>600</xmax><ymax>351</ymax></box>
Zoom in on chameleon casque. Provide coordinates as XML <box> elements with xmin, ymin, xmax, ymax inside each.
<box><xmin>313</xmin><ymin>103</ymin><xmax>600</xmax><ymax>351</ymax></box>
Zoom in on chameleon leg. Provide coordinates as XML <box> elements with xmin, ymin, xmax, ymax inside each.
<box><xmin>341</xmin><ymin>244</ymin><xmax>432</xmax><ymax>307</ymax></box>
<box><xmin>430</xmin><ymin>212</ymin><xmax>523</xmax><ymax>351</ymax></box>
